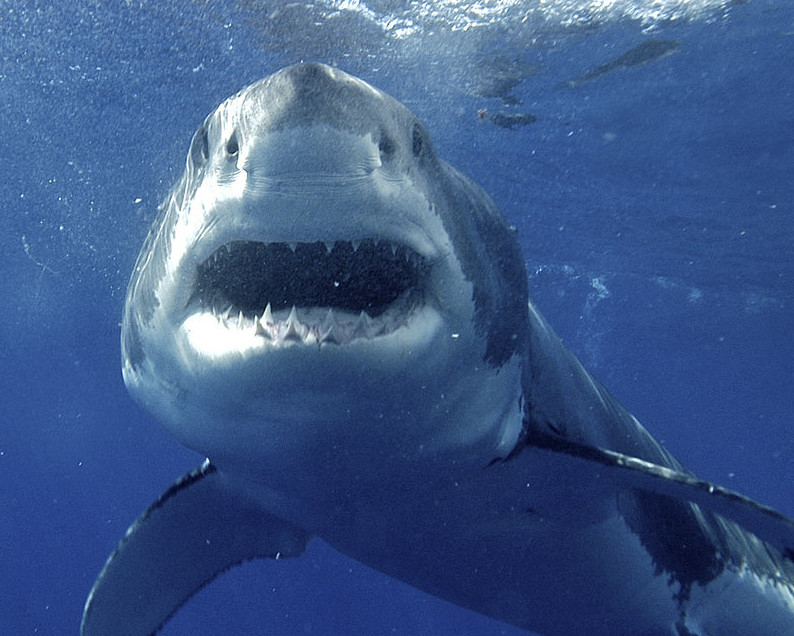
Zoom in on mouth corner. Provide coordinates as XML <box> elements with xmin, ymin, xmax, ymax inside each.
<box><xmin>189</xmin><ymin>238</ymin><xmax>430</xmax><ymax>348</ymax></box>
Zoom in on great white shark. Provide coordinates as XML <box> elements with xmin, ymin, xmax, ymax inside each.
<box><xmin>82</xmin><ymin>63</ymin><xmax>794</xmax><ymax>636</ymax></box>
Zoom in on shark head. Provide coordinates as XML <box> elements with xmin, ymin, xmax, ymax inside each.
<box><xmin>121</xmin><ymin>63</ymin><xmax>529</xmax><ymax>513</ymax></box>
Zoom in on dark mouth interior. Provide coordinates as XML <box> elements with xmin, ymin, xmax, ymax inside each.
<box><xmin>195</xmin><ymin>239</ymin><xmax>427</xmax><ymax>318</ymax></box>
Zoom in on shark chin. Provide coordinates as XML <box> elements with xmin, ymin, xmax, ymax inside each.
<box><xmin>83</xmin><ymin>63</ymin><xmax>794</xmax><ymax>636</ymax></box>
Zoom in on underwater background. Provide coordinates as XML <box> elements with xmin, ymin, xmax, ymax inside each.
<box><xmin>1</xmin><ymin>1</ymin><xmax>792</xmax><ymax>634</ymax></box>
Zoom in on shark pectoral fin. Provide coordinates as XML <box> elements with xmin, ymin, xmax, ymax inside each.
<box><xmin>81</xmin><ymin>460</ymin><xmax>310</xmax><ymax>636</ymax></box>
<box><xmin>531</xmin><ymin>433</ymin><xmax>794</xmax><ymax>560</ymax></box>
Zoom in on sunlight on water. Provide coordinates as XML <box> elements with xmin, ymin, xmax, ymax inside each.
<box><xmin>320</xmin><ymin>0</ymin><xmax>733</xmax><ymax>37</ymax></box>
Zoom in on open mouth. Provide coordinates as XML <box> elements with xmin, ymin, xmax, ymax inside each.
<box><xmin>193</xmin><ymin>239</ymin><xmax>429</xmax><ymax>346</ymax></box>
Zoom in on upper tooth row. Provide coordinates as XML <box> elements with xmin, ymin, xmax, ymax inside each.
<box><xmin>279</xmin><ymin>239</ymin><xmax>401</xmax><ymax>255</ymax></box>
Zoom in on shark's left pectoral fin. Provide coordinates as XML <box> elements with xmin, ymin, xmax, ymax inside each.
<box><xmin>81</xmin><ymin>460</ymin><xmax>310</xmax><ymax>636</ymax></box>
<box><xmin>531</xmin><ymin>433</ymin><xmax>794</xmax><ymax>560</ymax></box>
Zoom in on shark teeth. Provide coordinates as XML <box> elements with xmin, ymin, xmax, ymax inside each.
<box><xmin>282</xmin><ymin>306</ymin><xmax>307</xmax><ymax>342</ymax></box>
<box><xmin>319</xmin><ymin>308</ymin><xmax>337</xmax><ymax>343</ymax></box>
<box><xmin>256</xmin><ymin>306</ymin><xmax>382</xmax><ymax>346</ymax></box>
<box><xmin>214</xmin><ymin>291</ymin><xmax>421</xmax><ymax>347</ymax></box>
<box><xmin>196</xmin><ymin>238</ymin><xmax>427</xmax><ymax>322</ymax></box>
<box><xmin>196</xmin><ymin>238</ymin><xmax>428</xmax><ymax>347</ymax></box>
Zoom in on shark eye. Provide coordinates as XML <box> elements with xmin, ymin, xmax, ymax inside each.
<box><xmin>225</xmin><ymin>132</ymin><xmax>239</xmax><ymax>157</ymax></box>
<box><xmin>378</xmin><ymin>134</ymin><xmax>396</xmax><ymax>160</ymax></box>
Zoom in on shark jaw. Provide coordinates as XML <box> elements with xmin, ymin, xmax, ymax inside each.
<box><xmin>121</xmin><ymin>196</ymin><xmax>523</xmax><ymax>511</ymax></box>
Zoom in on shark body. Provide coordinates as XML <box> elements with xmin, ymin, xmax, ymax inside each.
<box><xmin>82</xmin><ymin>63</ymin><xmax>794</xmax><ymax>636</ymax></box>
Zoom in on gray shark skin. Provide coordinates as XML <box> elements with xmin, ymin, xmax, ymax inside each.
<box><xmin>82</xmin><ymin>63</ymin><xmax>794</xmax><ymax>636</ymax></box>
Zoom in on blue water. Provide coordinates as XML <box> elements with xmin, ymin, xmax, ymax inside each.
<box><xmin>1</xmin><ymin>1</ymin><xmax>792</xmax><ymax>634</ymax></box>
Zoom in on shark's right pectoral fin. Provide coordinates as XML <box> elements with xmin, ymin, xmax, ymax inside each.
<box><xmin>81</xmin><ymin>460</ymin><xmax>310</xmax><ymax>636</ymax></box>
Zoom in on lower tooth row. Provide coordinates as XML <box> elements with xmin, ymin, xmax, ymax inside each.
<box><xmin>221</xmin><ymin>303</ymin><xmax>387</xmax><ymax>345</ymax></box>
